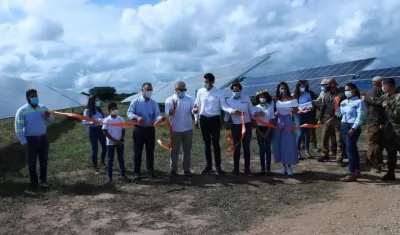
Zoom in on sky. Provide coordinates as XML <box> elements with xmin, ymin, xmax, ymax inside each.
<box><xmin>0</xmin><ymin>0</ymin><xmax>400</xmax><ymax>94</ymax></box>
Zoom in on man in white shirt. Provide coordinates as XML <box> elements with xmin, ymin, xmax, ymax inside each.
<box><xmin>165</xmin><ymin>81</ymin><xmax>195</xmax><ymax>178</ymax></box>
<box><xmin>193</xmin><ymin>73</ymin><xmax>241</xmax><ymax>175</ymax></box>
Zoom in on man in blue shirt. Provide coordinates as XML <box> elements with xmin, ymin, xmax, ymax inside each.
<box><xmin>127</xmin><ymin>83</ymin><xmax>164</xmax><ymax>180</ymax></box>
<box><xmin>15</xmin><ymin>89</ymin><xmax>55</xmax><ymax>190</ymax></box>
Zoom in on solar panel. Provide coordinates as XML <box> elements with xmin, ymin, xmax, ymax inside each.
<box><xmin>226</xmin><ymin>58</ymin><xmax>375</xmax><ymax>97</ymax></box>
<box><xmin>122</xmin><ymin>52</ymin><xmax>275</xmax><ymax>103</ymax></box>
<box><xmin>0</xmin><ymin>76</ymin><xmax>88</xmax><ymax>119</ymax></box>
<box><xmin>351</xmin><ymin>67</ymin><xmax>400</xmax><ymax>82</ymax></box>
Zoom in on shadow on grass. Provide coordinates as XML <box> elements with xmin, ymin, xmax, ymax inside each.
<box><xmin>0</xmin><ymin>117</ymin><xmax>79</xmax><ymax>179</ymax></box>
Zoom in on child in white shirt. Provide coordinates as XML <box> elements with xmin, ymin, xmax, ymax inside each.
<box><xmin>102</xmin><ymin>103</ymin><xmax>129</xmax><ymax>183</ymax></box>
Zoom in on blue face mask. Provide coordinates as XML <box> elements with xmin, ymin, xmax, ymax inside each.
<box><xmin>95</xmin><ymin>100</ymin><xmax>101</xmax><ymax>107</ymax></box>
<box><xmin>178</xmin><ymin>91</ymin><xmax>185</xmax><ymax>98</ymax></box>
<box><xmin>321</xmin><ymin>86</ymin><xmax>326</xmax><ymax>91</ymax></box>
<box><xmin>203</xmin><ymin>82</ymin><xmax>210</xmax><ymax>89</ymax></box>
<box><xmin>280</xmin><ymin>89</ymin><xmax>286</xmax><ymax>95</ymax></box>
<box><xmin>344</xmin><ymin>91</ymin><xmax>353</xmax><ymax>98</ymax></box>
<box><xmin>30</xmin><ymin>97</ymin><xmax>39</xmax><ymax>105</ymax></box>
<box><xmin>233</xmin><ymin>92</ymin><xmax>241</xmax><ymax>98</ymax></box>
<box><xmin>300</xmin><ymin>88</ymin><xmax>305</xmax><ymax>93</ymax></box>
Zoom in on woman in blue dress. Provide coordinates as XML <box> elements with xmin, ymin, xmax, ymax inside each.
<box><xmin>273</xmin><ymin>82</ymin><xmax>299</xmax><ymax>176</ymax></box>
<box><xmin>82</xmin><ymin>95</ymin><xmax>107</xmax><ymax>173</ymax></box>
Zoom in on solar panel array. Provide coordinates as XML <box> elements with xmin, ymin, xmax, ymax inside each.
<box><xmin>0</xmin><ymin>76</ymin><xmax>88</xmax><ymax>119</ymax></box>
<box><xmin>121</xmin><ymin>52</ymin><xmax>275</xmax><ymax>103</ymax></box>
<box><xmin>227</xmin><ymin>58</ymin><xmax>376</xmax><ymax>96</ymax></box>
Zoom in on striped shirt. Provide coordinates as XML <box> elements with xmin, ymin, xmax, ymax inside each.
<box><xmin>14</xmin><ymin>103</ymin><xmax>55</xmax><ymax>145</ymax></box>
<box><xmin>337</xmin><ymin>96</ymin><xmax>366</xmax><ymax>129</ymax></box>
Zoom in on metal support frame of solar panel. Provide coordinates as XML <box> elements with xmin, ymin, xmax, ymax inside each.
<box><xmin>235</xmin><ymin>58</ymin><xmax>375</xmax><ymax>96</ymax></box>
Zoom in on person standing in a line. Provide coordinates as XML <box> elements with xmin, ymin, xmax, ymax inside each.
<box><xmin>15</xmin><ymin>89</ymin><xmax>55</xmax><ymax>190</ymax></box>
<box><xmin>336</xmin><ymin>83</ymin><xmax>366</xmax><ymax>182</ymax></box>
<box><xmin>224</xmin><ymin>82</ymin><xmax>260</xmax><ymax>175</ymax></box>
<box><xmin>127</xmin><ymin>82</ymin><xmax>164</xmax><ymax>180</ymax></box>
<box><xmin>193</xmin><ymin>73</ymin><xmax>241</xmax><ymax>175</ymax></box>
<box><xmin>364</xmin><ymin>76</ymin><xmax>386</xmax><ymax>173</ymax></box>
<box><xmin>83</xmin><ymin>95</ymin><xmax>107</xmax><ymax>173</ymax></box>
<box><xmin>317</xmin><ymin>78</ymin><xmax>346</xmax><ymax>166</ymax></box>
<box><xmin>102</xmin><ymin>102</ymin><xmax>129</xmax><ymax>183</ymax></box>
<box><xmin>364</xmin><ymin>78</ymin><xmax>399</xmax><ymax>181</ymax></box>
<box><xmin>165</xmin><ymin>81</ymin><xmax>195</xmax><ymax>178</ymax></box>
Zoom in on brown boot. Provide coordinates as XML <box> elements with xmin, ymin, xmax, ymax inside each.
<box><xmin>341</xmin><ymin>173</ymin><xmax>358</xmax><ymax>182</ymax></box>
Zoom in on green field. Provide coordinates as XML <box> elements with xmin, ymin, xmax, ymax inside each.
<box><xmin>0</xmin><ymin>104</ymin><xmax>368</xmax><ymax>234</ymax></box>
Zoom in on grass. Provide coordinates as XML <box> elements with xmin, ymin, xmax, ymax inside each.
<box><xmin>0</xmin><ymin>104</ymin><xmax>355</xmax><ymax>234</ymax></box>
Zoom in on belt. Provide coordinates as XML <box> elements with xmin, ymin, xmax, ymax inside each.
<box><xmin>200</xmin><ymin>115</ymin><xmax>220</xmax><ymax>119</ymax></box>
<box><xmin>26</xmin><ymin>135</ymin><xmax>46</xmax><ymax>138</ymax></box>
<box><xmin>134</xmin><ymin>125</ymin><xmax>154</xmax><ymax>129</ymax></box>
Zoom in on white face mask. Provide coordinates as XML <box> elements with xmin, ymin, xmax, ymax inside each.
<box><xmin>259</xmin><ymin>98</ymin><xmax>266</xmax><ymax>103</ymax></box>
<box><xmin>300</xmin><ymin>87</ymin><xmax>305</xmax><ymax>92</ymax></box>
<box><xmin>144</xmin><ymin>91</ymin><xmax>152</xmax><ymax>98</ymax></box>
<box><xmin>111</xmin><ymin>110</ymin><xmax>119</xmax><ymax>115</ymax></box>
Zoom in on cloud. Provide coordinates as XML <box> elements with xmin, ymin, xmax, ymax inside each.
<box><xmin>0</xmin><ymin>0</ymin><xmax>399</xmax><ymax>93</ymax></box>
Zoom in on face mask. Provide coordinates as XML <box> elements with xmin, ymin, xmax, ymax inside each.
<box><xmin>259</xmin><ymin>98</ymin><xmax>266</xmax><ymax>103</ymax></box>
<box><xmin>178</xmin><ymin>91</ymin><xmax>185</xmax><ymax>98</ymax></box>
<box><xmin>344</xmin><ymin>91</ymin><xmax>353</xmax><ymax>98</ymax></box>
<box><xmin>233</xmin><ymin>92</ymin><xmax>241</xmax><ymax>98</ymax></box>
<box><xmin>321</xmin><ymin>86</ymin><xmax>326</xmax><ymax>91</ymax></box>
<box><xmin>203</xmin><ymin>82</ymin><xmax>210</xmax><ymax>89</ymax></box>
<box><xmin>30</xmin><ymin>97</ymin><xmax>39</xmax><ymax>105</ymax></box>
<box><xmin>95</xmin><ymin>100</ymin><xmax>101</xmax><ymax>107</ymax></box>
<box><xmin>300</xmin><ymin>88</ymin><xmax>305</xmax><ymax>93</ymax></box>
<box><xmin>144</xmin><ymin>91</ymin><xmax>152</xmax><ymax>98</ymax></box>
<box><xmin>111</xmin><ymin>110</ymin><xmax>119</xmax><ymax>115</ymax></box>
<box><xmin>280</xmin><ymin>89</ymin><xmax>286</xmax><ymax>95</ymax></box>
<box><xmin>382</xmin><ymin>87</ymin><xmax>387</xmax><ymax>93</ymax></box>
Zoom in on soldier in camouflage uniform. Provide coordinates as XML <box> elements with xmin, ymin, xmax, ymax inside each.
<box><xmin>364</xmin><ymin>78</ymin><xmax>399</xmax><ymax>181</ymax></box>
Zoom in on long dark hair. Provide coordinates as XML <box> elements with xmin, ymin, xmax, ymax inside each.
<box><xmin>275</xmin><ymin>82</ymin><xmax>291</xmax><ymax>100</ymax></box>
<box><xmin>345</xmin><ymin>83</ymin><xmax>361</xmax><ymax>98</ymax></box>
<box><xmin>255</xmin><ymin>91</ymin><xmax>272</xmax><ymax>105</ymax></box>
<box><xmin>293</xmin><ymin>80</ymin><xmax>308</xmax><ymax>99</ymax></box>
<box><xmin>86</xmin><ymin>95</ymin><xmax>103</xmax><ymax>117</ymax></box>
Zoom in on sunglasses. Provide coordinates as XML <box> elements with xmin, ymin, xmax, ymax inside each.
<box><xmin>176</xmin><ymin>89</ymin><xmax>187</xmax><ymax>92</ymax></box>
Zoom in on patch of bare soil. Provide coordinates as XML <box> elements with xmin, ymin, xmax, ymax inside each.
<box><xmin>241</xmin><ymin>181</ymin><xmax>400</xmax><ymax>235</ymax></box>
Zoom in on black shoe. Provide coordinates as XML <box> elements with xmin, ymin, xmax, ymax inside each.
<box><xmin>216</xmin><ymin>167</ymin><xmax>225</xmax><ymax>176</ymax></box>
<box><xmin>39</xmin><ymin>182</ymin><xmax>50</xmax><ymax>189</ymax></box>
<box><xmin>231</xmin><ymin>169</ymin><xmax>240</xmax><ymax>176</ymax></box>
<box><xmin>298</xmin><ymin>153</ymin><xmax>305</xmax><ymax>160</ymax></box>
<box><xmin>381</xmin><ymin>171</ymin><xmax>396</xmax><ymax>181</ymax></box>
<box><xmin>244</xmin><ymin>168</ymin><xmax>252</xmax><ymax>175</ymax></box>
<box><xmin>256</xmin><ymin>170</ymin><xmax>266</xmax><ymax>176</ymax></box>
<box><xmin>184</xmin><ymin>171</ymin><xmax>193</xmax><ymax>177</ymax></box>
<box><xmin>317</xmin><ymin>156</ymin><xmax>329</xmax><ymax>162</ymax></box>
<box><xmin>148</xmin><ymin>170</ymin><xmax>156</xmax><ymax>178</ymax></box>
<box><xmin>106</xmin><ymin>178</ymin><xmax>112</xmax><ymax>184</ymax></box>
<box><xmin>134</xmin><ymin>173</ymin><xmax>141</xmax><ymax>181</ymax></box>
<box><xmin>336</xmin><ymin>160</ymin><xmax>346</xmax><ymax>167</ymax></box>
<box><xmin>170</xmin><ymin>170</ymin><xmax>177</xmax><ymax>178</ymax></box>
<box><xmin>201</xmin><ymin>168</ymin><xmax>212</xmax><ymax>175</ymax></box>
<box><xmin>119</xmin><ymin>176</ymin><xmax>130</xmax><ymax>183</ymax></box>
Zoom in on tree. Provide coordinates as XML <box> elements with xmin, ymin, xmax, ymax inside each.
<box><xmin>89</xmin><ymin>87</ymin><xmax>117</xmax><ymax>101</ymax></box>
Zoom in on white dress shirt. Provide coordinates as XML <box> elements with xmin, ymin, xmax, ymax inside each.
<box><xmin>254</xmin><ymin>103</ymin><xmax>275</xmax><ymax>126</ymax></box>
<box><xmin>194</xmin><ymin>87</ymin><xmax>233</xmax><ymax>120</ymax></box>
<box><xmin>165</xmin><ymin>94</ymin><xmax>194</xmax><ymax>132</ymax></box>
<box><xmin>224</xmin><ymin>95</ymin><xmax>257</xmax><ymax>124</ymax></box>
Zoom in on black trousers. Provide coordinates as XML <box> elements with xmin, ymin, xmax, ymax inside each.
<box><xmin>133</xmin><ymin>126</ymin><xmax>155</xmax><ymax>174</ymax></box>
<box><xmin>199</xmin><ymin>115</ymin><xmax>222</xmax><ymax>169</ymax></box>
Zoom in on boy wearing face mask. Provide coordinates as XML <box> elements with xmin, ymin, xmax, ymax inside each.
<box><xmin>102</xmin><ymin>103</ymin><xmax>129</xmax><ymax>183</ymax></box>
<box><xmin>15</xmin><ymin>89</ymin><xmax>55</xmax><ymax>191</ymax></box>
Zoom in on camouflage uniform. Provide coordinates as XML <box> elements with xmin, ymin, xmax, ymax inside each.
<box><xmin>367</xmin><ymin>92</ymin><xmax>400</xmax><ymax>172</ymax></box>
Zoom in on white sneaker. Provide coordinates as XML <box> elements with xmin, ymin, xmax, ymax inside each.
<box><xmin>279</xmin><ymin>167</ymin><xmax>287</xmax><ymax>175</ymax></box>
<box><xmin>287</xmin><ymin>167</ymin><xmax>294</xmax><ymax>176</ymax></box>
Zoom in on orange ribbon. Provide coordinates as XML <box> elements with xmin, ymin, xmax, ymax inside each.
<box><xmin>50</xmin><ymin>111</ymin><xmax>173</xmax><ymax>150</ymax></box>
<box><xmin>226</xmin><ymin>113</ymin><xmax>246</xmax><ymax>152</ymax></box>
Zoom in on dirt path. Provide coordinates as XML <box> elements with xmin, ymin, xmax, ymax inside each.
<box><xmin>241</xmin><ymin>180</ymin><xmax>400</xmax><ymax>235</ymax></box>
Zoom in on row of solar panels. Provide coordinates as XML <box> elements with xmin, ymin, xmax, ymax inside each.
<box><xmin>0</xmin><ymin>75</ymin><xmax>88</xmax><ymax>119</ymax></box>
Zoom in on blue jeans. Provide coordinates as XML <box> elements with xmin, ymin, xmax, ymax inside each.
<box><xmin>341</xmin><ymin>123</ymin><xmax>361</xmax><ymax>172</ymax></box>
<box><xmin>231</xmin><ymin>122</ymin><xmax>252</xmax><ymax>170</ymax></box>
<box><xmin>88</xmin><ymin>126</ymin><xmax>107</xmax><ymax>168</ymax></box>
<box><xmin>256</xmin><ymin>126</ymin><xmax>272</xmax><ymax>171</ymax></box>
<box><xmin>294</xmin><ymin>113</ymin><xmax>310</xmax><ymax>152</ymax></box>
<box><xmin>26</xmin><ymin>136</ymin><xmax>49</xmax><ymax>185</ymax></box>
<box><xmin>107</xmin><ymin>145</ymin><xmax>126</xmax><ymax>179</ymax></box>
